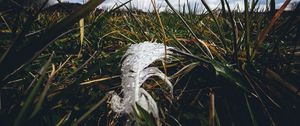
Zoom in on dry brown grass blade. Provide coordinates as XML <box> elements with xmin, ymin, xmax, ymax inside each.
<box><xmin>151</xmin><ymin>0</ymin><xmax>168</xmax><ymax>83</ymax></box>
<box><xmin>80</xmin><ymin>75</ymin><xmax>120</xmax><ymax>85</ymax></box>
<box><xmin>251</xmin><ymin>0</ymin><xmax>291</xmax><ymax>59</ymax></box>
<box><xmin>209</xmin><ymin>89</ymin><xmax>215</xmax><ymax>126</ymax></box>
<box><xmin>264</xmin><ymin>68</ymin><xmax>300</xmax><ymax>96</ymax></box>
<box><xmin>151</xmin><ymin>0</ymin><xmax>167</xmax><ymax>42</ymax></box>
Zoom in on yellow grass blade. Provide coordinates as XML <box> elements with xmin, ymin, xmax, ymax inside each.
<box><xmin>79</xmin><ymin>18</ymin><xmax>84</xmax><ymax>44</ymax></box>
<box><xmin>78</xmin><ymin>18</ymin><xmax>85</xmax><ymax>57</ymax></box>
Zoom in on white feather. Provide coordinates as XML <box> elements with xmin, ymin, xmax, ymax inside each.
<box><xmin>110</xmin><ymin>41</ymin><xmax>173</xmax><ymax>118</ymax></box>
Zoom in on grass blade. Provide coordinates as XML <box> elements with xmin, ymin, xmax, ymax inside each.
<box><xmin>211</xmin><ymin>60</ymin><xmax>255</xmax><ymax>96</ymax></box>
<box><xmin>244</xmin><ymin>0</ymin><xmax>250</xmax><ymax>63</ymax></box>
<box><xmin>30</xmin><ymin>61</ymin><xmax>56</xmax><ymax>118</ymax></box>
<box><xmin>13</xmin><ymin>53</ymin><xmax>53</xmax><ymax>126</ymax></box>
<box><xmin>224</xmin><ymin>0</ymin><xmax>238</xmax><ymax>63</ymax></box>
<box><xmin>209</xmin><ymin>89</ymin><xmax>215</xmax><ymax>126</ymax></box>
<box><xmin>0</xmin><ymin>0</ymin><xmax>104</xmax><ymax>81</ymax></box>
<box><xmin>164</xmin><ymin>0</ymin><xmax>214</xmax><ymax>59</ymax></box>
<box><xmin>244</xmin><ymin>94</ymin><xmax>257</xmax><ymax>126</ymax></box>
<box><xmin>201</xmin><ymin>0</ymin><xmax>228</xmax><ymax>51</ymax></box>
<box><xmin>78</xmin><ymin>18</ymin><xmax>85</xmax><ymax>57</ymax></box>
<box><xmin>251</xmin><ymin>0</ymin><xmax>291</xmax><ymax>59</ymax></box>
<box><xmin>133</xmin><ymin>103</ymin><xmax>156</xmax><ymax>126</ymax></box>
<box><xmin>72</xmin><ymin>93</ymin><xmax>109</xmax><ymax>125</ymax></box>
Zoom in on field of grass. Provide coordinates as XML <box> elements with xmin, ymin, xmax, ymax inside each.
<box><xmin>0</xmin><ymin>0</ymin><xmax>299</xmax><ymax>125</ymax></box>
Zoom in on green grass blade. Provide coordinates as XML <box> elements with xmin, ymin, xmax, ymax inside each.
<box><xmin>215</xmin><ymin>108</ymin><xmax>221</xmax><ymax>126</ymax></box>
<box><xmin>0</xmin><ymin>0</ymin><xmax>104</xmax><ymax>81</ymax></box>
<box><xmin>134</xmin><ymin>103</ymin><xmax>156</xmax><ymax>126</ymax></box>
<box><xmin>224</xmin><ymin>0</ymin><xmax>238</xmax><ymax>63</ymax></box>
<box><xmin>211</xmin><ymin>60</ymin><xmax>255</xmax><ymax>96</ymax></box>
<box><xmin>244</xmin><ymin>94</ymin><xmax>257</xmax><ymax>126</ymax></box>
<box><xmin>13</xmin><ymin>54</ymin><xmax>53</xmax><ymax>126</ymax></box>
<box><xmin>72</xmin><ymin>93</ymin><xmax>109</xmax><ymax>125</ymax></box>
<box><xmin>244</xmin><ymin>0</ymin><xmax>250</xmax><ymax>63</ymax></box>
<box><xmin>201</xmin><ymin>0</ymin><xmax>228</xmax><ymax>51</ymax></box>
<box><xmin>30</xmin><ymin>57</ymin><xmax>56</xmax><ymax>118</ymax></box>
<box><xmin>164</xmin><ymin>0</ymin><xmax>213</xmax><ymax>59</ymax></box>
